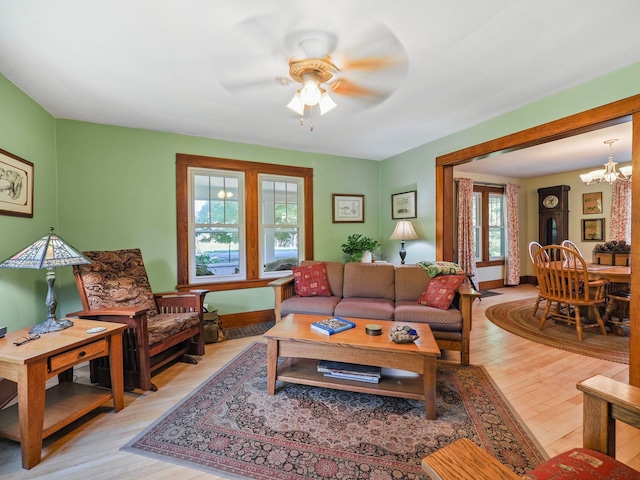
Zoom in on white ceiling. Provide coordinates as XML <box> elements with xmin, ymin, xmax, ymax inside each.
<box><xmin>1</xmin><ymin>0</ymin><xmax>639</xmax><ymax>167</ymax></box>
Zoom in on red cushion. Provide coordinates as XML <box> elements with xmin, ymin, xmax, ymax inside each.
<box><xmin>292</xmin><ymin>263</ymin><xmax>331</xmax><ymax>297</ymax></box>
<box><xmin>523</xmin><ymin>447</ymin><xmax>640</xmax><ymax>479</ymax></box>
<box><xmin>417</xmin><ymin>275</ymin><xmax>465</xmax><ymax>310</ymax></box>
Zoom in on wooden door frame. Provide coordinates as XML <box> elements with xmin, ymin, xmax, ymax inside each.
<box><xmin>435</xmin><ymin>94</ymin><xmax>640</xmax><ymax>386</ymax></box>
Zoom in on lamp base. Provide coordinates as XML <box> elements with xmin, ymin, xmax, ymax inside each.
<box><xmin>29</xmin><ymin>317</ymin><xmax>74</xmax><ymax>335</ymax></box>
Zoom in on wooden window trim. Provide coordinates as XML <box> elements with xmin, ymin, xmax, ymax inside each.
<box><xmin>176</xmin><ymin>153</ymin><xmax>314</xmax><ymax>292</ymax></box>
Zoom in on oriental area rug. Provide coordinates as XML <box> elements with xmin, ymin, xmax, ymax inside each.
<box><xmin>122</xmin><ymin>342</ymin><xmax>547</xmax><ymax>479</ymax></box>
<box><xmin>485</xmin><ymin>298</ymin><xmax>629</xmax><ymax>364</ymax></box>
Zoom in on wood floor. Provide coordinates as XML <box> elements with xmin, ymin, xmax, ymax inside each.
<box><xmin>1</xmin><ymin>284</ymin><xmax>638</xmax><ymax>478</ymax></box>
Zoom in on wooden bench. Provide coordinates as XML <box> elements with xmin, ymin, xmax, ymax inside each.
<box><xmin>422</xmin><ymin>375</ymin><xmax>640</xmax><ymax>479</ymax></box>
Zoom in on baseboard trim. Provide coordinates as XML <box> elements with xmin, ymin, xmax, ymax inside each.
<box><xmin>220</xmin><ymin>309</ymin><xmax>275</xmax><ymax>328</ymax></box>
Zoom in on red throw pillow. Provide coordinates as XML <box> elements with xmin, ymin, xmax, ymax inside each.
<box><xmin>292</xmin><ymin>263</ymin><xmax>331</xmax><ymax>297</ymax></box>
<box><xmin>418</xmin><ymin>274</ymin><xmax>465</xmax><ymax>310</ymax></box>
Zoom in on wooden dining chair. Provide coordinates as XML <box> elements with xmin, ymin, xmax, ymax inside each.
<box><xmin>527</xmin><ymin>241</ymin><xmax>546</xmax><ymax>316</ymax></box>
<box><xmin>532</xmin><ymin>245</ymin><xmax>608</xmax><ymax>341</ymax></box>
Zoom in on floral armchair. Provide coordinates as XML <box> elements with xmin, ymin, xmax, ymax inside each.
<box><xmin>70</xmin><ymin>248</ymin><xmax>207</xmax><ymax>391</ymax></box>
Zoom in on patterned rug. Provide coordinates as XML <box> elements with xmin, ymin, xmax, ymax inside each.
<box><xmin>485</xmin><ymin>298</ymin><xmax>629</xmax><ymax>364</ymax></box>
<box><xmin>122</xmin><ymin>342</ymin><xmax>547</xmax><ymax>479</ymax></box>
<box><xmin>223</xmin><ymin>321</ymin><xmax>275</xmax><ymax>340</ymax></box>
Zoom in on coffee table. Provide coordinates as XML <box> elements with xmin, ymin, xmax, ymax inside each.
<box><xmin>263</xmin><ymin>313</ymin><xmax>441</xmax><ymax>419</ymax></box>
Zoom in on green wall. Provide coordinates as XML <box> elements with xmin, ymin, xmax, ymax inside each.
<box><xmin>54</xmin><ymin>121</ymin><xmax>381</xmax><ymax>316</ymax></box>
<box><xmin>379</xmin><ymin>61</ymin><xmax>640</xmax><ymax>264</ymax></box>
<box><xmin>0</xmin><ymin>74</ymin><xmax>57</xmax><ymax>331</ymax></box>
<box><xmin>1</xmin><ymin>60</ymin><xmax>640</xmax><ymax>331</ymax></box>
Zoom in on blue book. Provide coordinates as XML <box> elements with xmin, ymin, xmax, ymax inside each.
<box><xmin>310</xmin><ymin>317</ymin><xmax>356</xmax><ymax>335</ymax></box>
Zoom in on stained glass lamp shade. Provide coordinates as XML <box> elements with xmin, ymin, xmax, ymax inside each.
<box><xmin>0</xmin><ymin>227</ymin><xmax>91</xmax><ymax>334</ymax></box>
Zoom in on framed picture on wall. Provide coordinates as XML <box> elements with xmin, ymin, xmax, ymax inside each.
<box><xmin>332</xmin><ymin>194</ymin><xmax>364</xmax><ymax>223</ymax></box>
<box><xmin>391</xmin><ymin>190</ymin><xmax>417</xmax><ymax>219</ymax></box>
<box><xmin>582</xmin><ymin>218</ymin><xmax>605</xmax><ymax>241</ymax></box>
<box><xmin>582</xmin><ymin>192</ymin><xmax>603</xmax><ymax>214</ymax></box>
<box><xmin>0</xmin><ymin>148</ymin><xmax>34</xmax><ymax>218</ymax></box>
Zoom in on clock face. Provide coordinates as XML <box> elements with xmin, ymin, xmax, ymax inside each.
<box><xmin>543</xmin><ymin>195</ymin><xmax>559</xmax><ymax>209</ymax></box>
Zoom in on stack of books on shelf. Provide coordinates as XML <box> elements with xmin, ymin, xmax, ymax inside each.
<box><xmin>310</xmin><ymin>317</ymin><xmax>356</xmax><ymax>336</ymax></box>
<box><xmin>317</xmin><ymin>360</ymin><xmax>382</xmax><ymax>384</ymax></box>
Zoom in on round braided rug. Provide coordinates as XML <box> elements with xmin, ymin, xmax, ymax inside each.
<box><xmin>485</xmin><ymin>298</ymin><xmax>629</xmax><ymax>364</ymax></box>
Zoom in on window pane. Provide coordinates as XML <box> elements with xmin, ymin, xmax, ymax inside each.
<box><xmin>195</xmin><ymin>227</ymin><xmax>240</xmax><ymax>277</ymax></box>
<box><xmin>260</xmin><ymin>176</ymin><xmax>302</xmax><ymax>275</ymax></box>
<box><xmin>489</xmin><ymin>227</ymin><xmax>505</xmax><ymax>258</ymax></box>
<box><xmin>488</xmin><ymin>194</ymin><xmax>503</xmax><ymax>226</ymax></box>
<box><xmin>263</xmin><ymin>227</ymin><xmax>299</xmax><ymax>272</ymax></box>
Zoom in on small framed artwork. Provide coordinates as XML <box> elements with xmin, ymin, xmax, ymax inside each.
<box><xmin>0</xmin><ymin>148</ymin><xmax>34</xmax><ymax>218</ymax></box>
<box><xmin>582</xmin><ymin>218</ymin><xmax>605</xmax><ymax>241</ymax></box>
<box><xmin>582</xmin><ymin>192</ymin><xmax>603</xmax><ymax>214</ymax></box>
<box><xmin>391</xmin><ymin>190</ymin><xmax>417</xmax><ymax>219</ymax></box>
<box><xmin>332</xmin><ymin>194</ymin><xmax>364</xmax><ymax>223</ymax></box>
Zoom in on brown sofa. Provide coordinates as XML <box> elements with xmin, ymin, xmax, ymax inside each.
<box><xmin>269</xmin><ymin>261</ymin><xmax>480</xmax><ymax>365</ymax></box>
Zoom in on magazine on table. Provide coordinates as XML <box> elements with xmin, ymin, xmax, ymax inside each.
<box><xmin>323</xmin><ymin>371</ymin><xmax>381</xmax><ymax>383</ymax></box>
<box><xmin>317</xmin><ymin>360</ymin><xmax>382</xmax><ymax>378</ymax></box>
<box><xmin>310</xmin><ymin>316</ymin><xmax>356</xmax><ymax>335</ymax></box>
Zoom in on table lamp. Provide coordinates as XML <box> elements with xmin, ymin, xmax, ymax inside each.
<box><xmin>390</xmin><ymin>220</ymin><xmax>419</xmax><ymax>264</ymax></box>
<box><xmin>0</xmin><ymin>227</ymin><xmax>91</xmax><ymax>334</ymax></box>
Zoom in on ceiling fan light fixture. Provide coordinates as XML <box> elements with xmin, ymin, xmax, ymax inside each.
<box><xmin>299</xmin><ymin>79</ymin><xmax>322</xmax><ymax>106</ymax></box>
<box><xmin>318</xmin><ymin>91</ymin><xmax>337</xmax><ymax>115</ymax></box>
<box><xmin>286</xmin><ymin>92</ymin><xmax>305</xmax><ymax>115</ymax></box>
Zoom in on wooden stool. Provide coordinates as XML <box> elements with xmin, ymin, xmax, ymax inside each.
<box><xmin>602</xmin><ymin>290</ymin><xmax>630</xmax><ymax>336</ymax></box>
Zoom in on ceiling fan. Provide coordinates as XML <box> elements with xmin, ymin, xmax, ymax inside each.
<box><xmin>221</xmin><ymin>19</ymin><xmax>408</xmax><ymax>128</ymax></box>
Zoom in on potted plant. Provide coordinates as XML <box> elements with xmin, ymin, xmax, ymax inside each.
<box><xmin>341</xmin><ymin>234</ymin><xmax>381</xmax><ymax>262</ymax></box>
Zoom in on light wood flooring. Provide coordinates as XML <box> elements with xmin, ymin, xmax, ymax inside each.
<box><xmin>1</xmin><ymin>284</ymin><xmax>638</xmax><ymax>478</ymax></box>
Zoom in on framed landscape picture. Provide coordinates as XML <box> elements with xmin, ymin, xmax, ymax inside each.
<box><xmin>582</xmin><ymin>218</ymin><xmax>604</xmax><ymax>241</ymax></box>
<box><xmin>391</xmin><ymin>190</ymin><xmax>417</xmax><ymax>219</ymax></box>
<box><xmin>582</xmin><ymin>192</ymin><xmax>603</xmax><ymax>214</ymax></box>
<box><xmin>0</xmin><ymin>148</ymin><xmax>34</xmax><ymax>218</ymax></box>
<box><xmin>332</xmin><ymin>194</ymin><xmax>364</xmax><ymax>223</ymax></box>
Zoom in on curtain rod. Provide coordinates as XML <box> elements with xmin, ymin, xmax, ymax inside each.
<box><xmin>454</xmin><ymin>179</ymin><xmax>520</xmax><ymax>188</ymax></box>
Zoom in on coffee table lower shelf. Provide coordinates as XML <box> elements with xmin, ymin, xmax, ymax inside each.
<box><xmin>275</xmin><ymin>357</ymin><xmax>425</xmax><ymax>401</ymax></box>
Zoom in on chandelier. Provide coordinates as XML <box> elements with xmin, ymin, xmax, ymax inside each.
<box><xmin>579</xmin><ymin>139</ymin><xmax>632</xmax><ymax>185</ymax></box>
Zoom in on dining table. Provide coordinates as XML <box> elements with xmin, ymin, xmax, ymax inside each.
<box><xmin>585</xmin><ymin>262</ymin><xmax>631</xmax><ymax>336</ymax></box>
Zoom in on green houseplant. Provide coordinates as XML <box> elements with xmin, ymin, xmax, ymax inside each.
<box><xmin>341</xmin><ymin>234</ymin><xmax>381</xmax><ymax>262</ymax></box>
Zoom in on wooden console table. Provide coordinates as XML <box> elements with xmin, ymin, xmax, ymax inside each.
<box><xmin>0</xmin><ymin>319</ymin><xmax>126</xmax><ymax>469</ymax></box>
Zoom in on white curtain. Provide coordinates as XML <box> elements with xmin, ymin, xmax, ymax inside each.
<box><xmin>456</xmin><ymin>178</ymin><xmax>477</xmax><ymax>288</ymax></box>
<box><xmin>610</xmin><ymin>178</ymin><xmax>632</xmax><ymax>243</ymax></box>
<box><xmin>504</xmin><ymin>183</ymin><xmax>520</xmax><ymax>285</ymax></box>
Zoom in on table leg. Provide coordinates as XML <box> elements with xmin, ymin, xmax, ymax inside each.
<box><xmin>423</xmin><ymin>356</ymin><xmax>437</xmax><ymax>420</ymax></box>
<box><xmin>17</xmin><ymin>362</ymin><xmax>46</xmax><ymax>469</ymax></box>
<box><xmin>267</xmin><ymin>339</ymin><xmax>278</xmax><ymax>395</ymax></box>
<box><xmin>108</xmin><ymin>332</ymin><xmax>125</xmax><ymax>412</ymax></box>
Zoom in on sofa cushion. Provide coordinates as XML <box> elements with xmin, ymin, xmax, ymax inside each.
<box><xmin>417</xmin><ymin>260</ymin><xmax>465</xmax><ymax>278</ymax></box>
<box><xmin>342</xmin><ymin>262</ymin><xmax>395</xmax><ymax>300</ymax></box>
<box><xmin>522</xmin><ymin>447</ymin><xmax>640</xmax><ymax>479</ymax></box>
<box><xmin>395</xmin><ymin>301</ymin><xmax>463</xmax><ymax>332</ymax></box>
<box><xmin>395</xmin><ymin>264</ymin><xmax>431</xmax><ymax>301</ymax></box>
<box><xmin>334</xmin><ymin>298</ymin><xmax>395</xmax><ymax>320</ymax></box>
<box><xmin>280</xmin><ymin>296</ymin><xmax>342</xmax><ymax>318</ymax></box>
<box><xmin>301</xmin><ymin>261</ymin><xmax>344</xmax><ymax>298</ymax></box>
<box><xmin>418</xmin><ymin>275</ymin><xmax>466</xmax><ymax>310</ymax></box>
<box><xmin>292</xmin><ymin>263</ymin><xmax>330</xmax><ymax>297</ymax></box>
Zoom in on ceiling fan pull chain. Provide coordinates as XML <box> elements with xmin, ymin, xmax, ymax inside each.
<box><xmin>310</xmin><ymin>107</ymin><xmax>314</xmax><ymax>132</ymax></box>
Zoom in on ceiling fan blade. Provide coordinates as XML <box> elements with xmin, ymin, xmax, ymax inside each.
<box><xmin>286</xmin><ymin>30</ymin><xmax>338</xmax><ymax>60</ymax></box>
<box><xmin>329</xmin><ymin>78</ymin><xmax>386</xmax><ymax>100</ymax></box>
<box><xmin>340</xmin><ymin>56</ymin><xmax>402</xmax><ymax>72</ymax></box>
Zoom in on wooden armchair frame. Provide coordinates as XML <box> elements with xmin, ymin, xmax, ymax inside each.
<box><xmin>69</xmin><ymin>250</ymin><xmax>207</xmax><ymax>391</ymax></box>
<box><xmin>422</xmin><ymin>375</ymin><xmax>640</xmax><ymax>479</ymax></box>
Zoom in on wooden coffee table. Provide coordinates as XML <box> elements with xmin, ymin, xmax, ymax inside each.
<box><xmin>263</xmin><ymin>313</ymin><xmax>441</xmax><ymax>419</ymax></box>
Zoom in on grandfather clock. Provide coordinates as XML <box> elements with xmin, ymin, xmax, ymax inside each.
<box><xmin>538</xmin><ymin>185</ymin><xmax>570</xmax><ymax>246</ymax></box>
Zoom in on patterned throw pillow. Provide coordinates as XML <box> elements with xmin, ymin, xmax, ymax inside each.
<box><xmin>292</xmin><ymin>263</ymin><xmax>331</xmax><ymax>297</ymax></box>
<box><xmin>418</xmin><ymin>274</ymin><xmax>466</xmax><ymax>310</ymax></box>
<box><xmin>417</xmin><ymin>261</ymin><xmax>465</xmax><ymax>278</ymax></box>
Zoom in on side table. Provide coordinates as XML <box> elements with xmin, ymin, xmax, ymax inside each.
<box><xmin>0</xmin><ymin>318</ymin><xmax>126</xmax><ymax>469</ymax></box>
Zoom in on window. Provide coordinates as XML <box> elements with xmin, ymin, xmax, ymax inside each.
<box><xmin>176</xmin><ymin>154</ymin><xmax>314</xmax><ymax>291</ymax></box>
<box><xmin>472</xmin><ymin>185</ymin><xmax>505</xmax><ymax>265</ymax></box>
